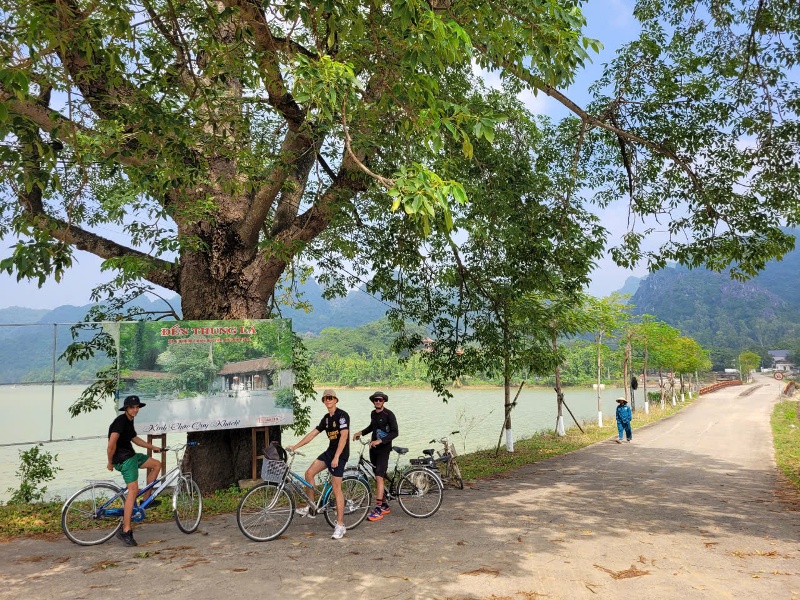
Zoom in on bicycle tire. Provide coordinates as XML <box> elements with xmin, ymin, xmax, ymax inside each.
<box><xmin>61</xmin><ymin>482</ymin><xmax>125</xmax><ymax>545</ymax></box>
<box><xmin>173</xmin><ymin>477</ymin><xmax>203</xmax><ymax>533</ymax></box>
<box><xmin>323</xmin><ymin>475</ymin><xmax>372</xmax><ymax>530</ymax></box>
<box><xmin>237</xmin><ymin>482</ymin><xmax>294</xmax><ymax>542</ymax></box>
<box><xmin>448</xmin><ymin>458</ymin><xmax>464</xmax><ymax>490</ymax></box>
<box><xmin>397</xmin><ymin>468</ymin><xmax>443</xmax><ymax>518</ymax></box>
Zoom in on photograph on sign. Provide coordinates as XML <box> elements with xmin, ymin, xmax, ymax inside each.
<box><xmin>117</xmin><ymin>319</ymin><xmax>294</xmax><ymax>434</ymax></box>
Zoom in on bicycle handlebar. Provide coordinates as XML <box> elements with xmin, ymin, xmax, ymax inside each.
<box><xmin>286</xmin><ymin>448</ymin><xmax>305</xmax><ymax>457</ymax></box>
<box><xmin>161</xmin><ymin>442</ymin><xmax>199</xmax><ymax>452</ymax></box>
<box><xmin>429</xmin><ymin>431</ymin><xmax>459</xmax><ymax>444</ymax></box>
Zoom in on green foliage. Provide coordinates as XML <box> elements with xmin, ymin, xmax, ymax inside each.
<box><xmin>739</xmin><ymin>351</ymin><xmax>761</xmax><ymax>376</ymax></box>
<box><xmin>631</xmin><ymin>259</ymin><xmax>800</xmax><ymax>365</ymax></box>
<box><xmin>771</xmin><ymin>400</ymin><xmax>800</xmax><ymax>490</ymax></box>
<box><xmin>6</xmin><ymin>445</ymin><xmax>62</xmax><ymax>504</ymax></box>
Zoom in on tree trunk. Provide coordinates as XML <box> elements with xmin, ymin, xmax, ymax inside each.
<box><xmin>553</xmin><ymin>333</ymin><xmax>566</xmax><ymax>436</ymax></box>
<box><xmin>503</xmin><ymin>366</ymin><xmax>513</xmax><ymax>452</ymax></box>
<box><xmin>596</xmin><ymin>332</ymin><xmax>603</xmax><ymax>427</ymax></box>
<box><xmin>643</xmin><ymin>347</ymin><xmax>649</xmax><ymax>414</ymax></box>
<box><xmin>174</xmin><ymin>225</ymin><xmax>290</xmax><ymax>492</ymax></box>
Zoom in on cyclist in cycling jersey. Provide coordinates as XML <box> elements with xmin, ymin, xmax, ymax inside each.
<box><xmin>353</xmin><ymin>390</ymin><xmax>398</xmax><ymax>521</ymax></box>
<box><xmin>287</xmin><ymin>389</ymin><xmax>350</xmax><ymax>539</ymax></box>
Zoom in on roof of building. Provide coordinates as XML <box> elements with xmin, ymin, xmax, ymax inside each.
<box><xmin>217</xmin><ymin>357</ymin><xmax>278</xmax><ymax>375</ymax></box>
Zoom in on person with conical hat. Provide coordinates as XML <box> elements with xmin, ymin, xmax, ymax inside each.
<box><xmin>615</xmin><ymin>397</ymin><xmax>633</xmax><ymax>444</ymax></box>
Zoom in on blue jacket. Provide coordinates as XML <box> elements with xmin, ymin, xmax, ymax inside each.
<box><xmin>616</xmin><ymin>404</ymin><xmax>632</xmax><ymax>424</ymax></box>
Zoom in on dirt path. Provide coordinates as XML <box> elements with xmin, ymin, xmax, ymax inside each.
<box><xmin>2</xmin><ymin>374</ymin><xmax>799</xmax><ymax>599</ymax></box>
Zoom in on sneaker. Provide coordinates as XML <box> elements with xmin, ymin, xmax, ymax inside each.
<box><xmin>117</xmin><ymin>529</ymin><xmax>138</xmax><ymax>547</ymax></box>
<box><xmin>331</xmin><ymin>523</ymin><xmax>346</xmax><ymax>540</ymax></box>
<box><xmin>615</xmin><ymin>439</ymin><xmax>622</xmax><ymax>444</ymax></box>
<box><xmin>295</xmin><ymin>506</ymin><xmax>316</xmax><ymax>518</ymax></box>
<box><xmin>380</xmin><ymin>504</ymin><xmax>390</xmax><ymax>515</ymax></box>
<box><xmin>367</xmin><ymin>506</ymin><xmax>384</xmax><ymax>521</ymax></box>
<box><xmin>627</xmin><ymin>439</ymin><xmax>632</xmax><ymax>443</ymax></box>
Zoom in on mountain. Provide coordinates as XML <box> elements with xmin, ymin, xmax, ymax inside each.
<box><xmin>280</xmin><ymin>279</ymin><xmax>387</xmax><ymax>334</ymax></box>
<box><xmin>630</xmin><ymin>232</ymin><xmax>800</xmax><ymax>364</ymax></box>
<box><xmin>0</xmin><ymin>306</ymin><xmax>50</xmax><ymax>324</ymax></box>
<box><xmin>0</xmin><ymin>280</ymin><xmax>388</xmax><ymax>383</ymax></box>
<box><xmin>616</xmin><ymin>276</ymin><xmax>641</xmax><ymax>297</ymax></box>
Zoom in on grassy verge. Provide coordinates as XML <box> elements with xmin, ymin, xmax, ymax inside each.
<box><xmin>458</xmin><ymin>398</ymin><xmax>691</xmax><ymax>480</ymax></box>
<box><xmin>771</xmin><ymin>399</ymin><xmax>800</xmax><ymax>489</ymax></box>
<box><xmin>0</xmin><ymin>397</ymin><xmax>693</xmax><ymax>540</ymax></box>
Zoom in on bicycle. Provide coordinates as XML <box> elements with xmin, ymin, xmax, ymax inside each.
<box><xmin>61</xmin><ymin>442</ymin><xmax>203</xmax><ymax>545</ymax></box>
<box><xmin>236</xmin><ymin>448</ymin><xmax>371</xmax><ymax>542</ymax></box>
<box><xmin>424</xmin><ymin>432</ymin><xmax>463</xmax><ymax>489</ymax></box>
<box><xmin>345</xmin><ymin>438</ymin><xmax>444</xmax><ymax>518</ymax></box>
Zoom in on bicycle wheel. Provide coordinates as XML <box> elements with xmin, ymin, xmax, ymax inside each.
<box><xmin>61</xmin><ymin>482</ymin><xmax>125</xmax><ymax>545</ymax></box>
<box><xmin>237</xmin><ymin>482</ymin><xmax>294</xmax><ymax>542</ymax></box>
<box><xmin>397</xmin><ymin>468</ymin><xmax>443</xmax><ymax>518</ymax></box>
<box><xmin>173</xmin><ymin>477</ymin><xmax>203</xmax><ymax>534</ymax></box>
<box><xmin>448</xmin><ymin>458</ymin><xmax>464</xmax><ymax>490</ymax></box>
<box><xmin>322</xmin><ymin>475</ymin><xmax>372</xmax><ymax>530</ymax></box>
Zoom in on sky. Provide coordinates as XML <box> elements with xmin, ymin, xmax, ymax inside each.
<box><xmin>0</xmin><ymin>0</ymin><xmax>647</xmax><ymax>311</ymax></box>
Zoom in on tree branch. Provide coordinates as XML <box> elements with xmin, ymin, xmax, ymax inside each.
<box><xmin>474</xmin><ymin>44</ymin><xmax>703</xmax><ymax>192</ymax></box>
<box><xmin>1</xmin><ymin>92</ymin><xmax>145</xmax><ymax>170</ymax></box>
<box><xmin>220</xmin><ymin>0</ymin><xmax>308</xmax><ymax>128</ymax></box>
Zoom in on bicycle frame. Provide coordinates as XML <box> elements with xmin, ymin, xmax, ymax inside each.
<box><xmin>93</xmin><ymin>444</ymin><xmax>194</xmax><ymax>521</ymax></box>
<box><xmin>346</xmin><ymin>440</ymin><xmax>412</xmax><ymax>500</ymax></box>
<box><xmin>274</xmin><ymin>451</ymin><xmax>336</xmax><ymax>514</ymax></box>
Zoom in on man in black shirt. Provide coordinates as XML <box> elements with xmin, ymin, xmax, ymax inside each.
<box><xmin>354</xmin><ymin>390</ymin><xmax>398</xmax><ymax>521</ymax></box>
<box><xmin>107</xmin><ymin>395</ymin><xmax>163</xmax><ymax>546</ymax></box>
<box><xmin>287</xmin><ymin>389</ymin><xmax>350</xmax><ymax>539</ymax></box>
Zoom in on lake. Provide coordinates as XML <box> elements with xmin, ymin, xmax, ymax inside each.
<box><xmin>0</xmin><ymin>384</ymin><xmax>634</xmax><ymax>501</ymax></box>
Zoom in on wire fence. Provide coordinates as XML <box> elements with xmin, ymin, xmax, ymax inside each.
<box><xmin>0</xmin><ymin>321</ymin><xmax>115</xmax><ymax>447</ymax></box>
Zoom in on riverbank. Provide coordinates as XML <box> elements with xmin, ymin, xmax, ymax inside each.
<box><xmin>0</xmin><ymin>396</ymin><xmax>697</xmax><ymax>540</ymax></box>
<box><xmin>3</xmin><ymin>384</ymin><xmax>798</xmax><ymax>548</ymax></box>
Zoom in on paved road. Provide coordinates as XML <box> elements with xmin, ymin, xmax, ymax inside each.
<box><xmin>2</xmin><ymin>374</ymin><xmax>799</xmax><ymax>599</ymax></box>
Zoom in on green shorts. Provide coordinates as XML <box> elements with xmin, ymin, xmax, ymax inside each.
<box><xmin>114</xmin><ymin>453</ymin><xmax>150</xmax><ymax>484</ymax></box>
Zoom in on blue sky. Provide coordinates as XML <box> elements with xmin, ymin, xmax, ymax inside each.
<box><xmin>0</xmin><ymin>0</ymin><xmax>645</xmax><ymax>310</ymax></box>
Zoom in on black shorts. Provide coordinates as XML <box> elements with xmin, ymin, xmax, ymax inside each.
<box><xmin>318</xmin><ymin>448</ymin><xmax>349</xmax><ymax>478</ymax></box>
<box><xmin>369</xmin><ymin>444</ymin><xmax>391</xmax><ymax>478</ymax></box>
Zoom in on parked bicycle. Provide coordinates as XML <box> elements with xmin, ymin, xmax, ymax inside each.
<box><xmin>345</xmin><ymin>438</ymin><xmax>444</xmax><ymax>518</ymax></box>
<box><xmin>61</xmin><ymin>442</ymin><xmax>202</xmax><ymax>545</ymax></box>
<box><xmin>236</xmin><ymin>448</ymin><xmax>371</xmax><ymax>542</ymax></box>
<box><xmin>424</xmin><ymin>432</ymin><xmax>463</xmax><ymax>489</ymax></box>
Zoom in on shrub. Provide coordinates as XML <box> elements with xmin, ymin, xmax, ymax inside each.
<box><xmin>6</xmin><ymin>444</ymin><xmax>62</xmax><ymax>504</ymax></box>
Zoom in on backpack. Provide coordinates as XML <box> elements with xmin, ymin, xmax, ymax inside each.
<box><xmin>264</xmin><ymin>441</ymin><xmax>287</xmax><ymax>463</ymax></box>
<box><xmin>261</xmin><ymin>442</ymin><xmax>288</xmax><ymax>482</ymax></box>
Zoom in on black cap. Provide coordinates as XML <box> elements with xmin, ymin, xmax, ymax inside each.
<box><xmin>119</xmin><ymin>395</ymin><xmax>146</xmax><ymax>411</ymax></box>
<box><xmin>369</xmin><ymin>391</ymin><xmax>388</xmax><ymax>402</ymax></box>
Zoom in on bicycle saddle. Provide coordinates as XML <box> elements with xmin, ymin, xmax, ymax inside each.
<box><xmin>422</xmin><ymin>449</ymin><xmax>435</xmax><ymax>456</ymax></box>
<box><xmin>392</xmin><ymin>446</ymin><xmax>409</xmax><ymax>454</ymax></box>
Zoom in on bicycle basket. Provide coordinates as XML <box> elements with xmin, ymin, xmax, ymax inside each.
<box><xmin>409</xmin><ymin>457</ymin><xmax>436</xmax><ymax>468</ymax></box>
<box><xmin>261</xmin><ymin>459</ymin><xmax>288</xmax><ymax>483</ymax></box>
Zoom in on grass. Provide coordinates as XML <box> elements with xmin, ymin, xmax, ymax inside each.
<box><xmin>771</xmin><ymin>399</ymin><xmax>800</xmax><ymax>489</ymax></box>
<box><xmin>0</xmin><ymin>395</ymin><xmax>697</xmax><ymax>541</ymax></box>
<box><xmin>458</xmin><ymin>398</ymin><xmax>692</xmax><ymax>481</ymax></box>
<box><xmin>0</xmin><ymin>484</ymin><xmax>249</xmax><ymax>541</ymax></box>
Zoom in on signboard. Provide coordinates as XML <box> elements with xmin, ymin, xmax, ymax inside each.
<box><xmin>774</xmin><ymin>371</ymin><xmax>784</xmax><ymax>380</ymax></box>
<box><xmin>117</xmin><ymin>319</ymin><xmax>294</xmax><ymax>434</ymax></box>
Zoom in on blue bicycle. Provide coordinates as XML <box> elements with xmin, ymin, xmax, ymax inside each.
<box><xmin>236</xmin><ymin>448</ymin><xmax>371</xmax><ymax>542</ymax></box>
<box><xmin>61</xmin><ymin>443</ymin><xmax>202</xmax><ymax>545</ymax></box>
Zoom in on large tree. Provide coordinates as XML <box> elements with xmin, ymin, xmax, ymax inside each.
<box><xmin>2</xmin><ymin>0</ymin><xmax>798</xmax><ymax>489</ymax></box>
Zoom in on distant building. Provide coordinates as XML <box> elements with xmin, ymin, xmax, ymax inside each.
<box><xmin>768</xmin><ymin>350</ymin><xmax>793</xmax><ymax>372</ymax></box>
<box><xmin>217</xmin><ymin>357</ymin><xmax>280</xmax><ymax>391</ymax></box>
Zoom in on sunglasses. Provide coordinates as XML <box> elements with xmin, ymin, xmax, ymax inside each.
<box><xmin>371</xmin><ymin>398</ymin><xmax>385</xmax><ymax>403</ymax></box>
<box><xmin>322</xmin><ymin>395</ymin><xmax>337</xmax><ymax>401</ymax></box>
